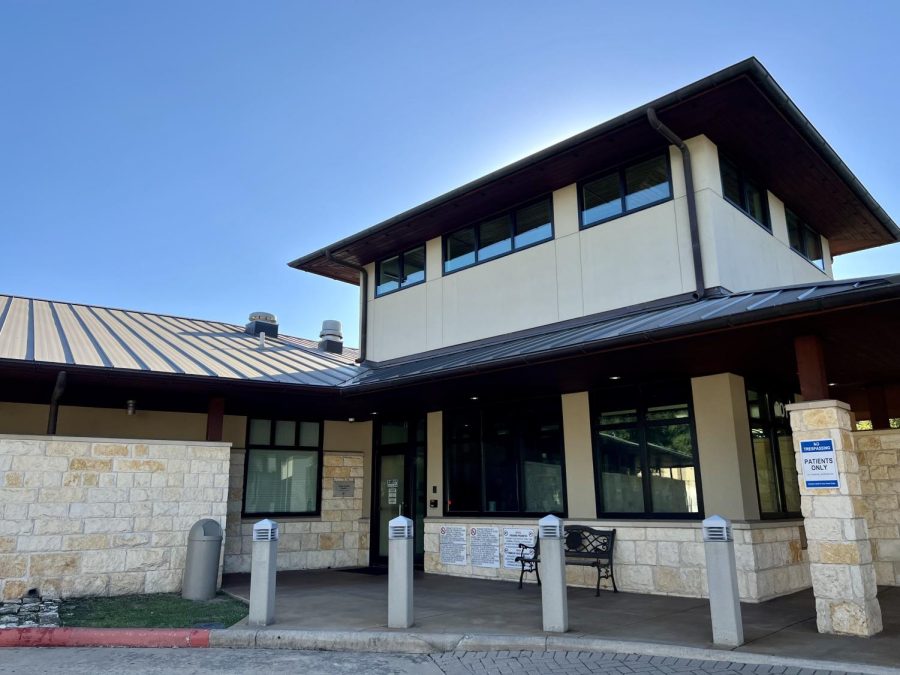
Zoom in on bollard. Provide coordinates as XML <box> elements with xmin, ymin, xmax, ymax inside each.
<box><xmin>249</xmin><ymin>519</ymin><xmax>279</xmax><ymax>626</ymax></box>
<box><xmin>702</xmin><ymin>515</ymin><xmax>743</xmax><ymax>646</ymax></box>
<box><xmin>538</xmin><ymin>514</ymin><xmax>568</xmax><ymax>633</ymax></box>
<box><xmin>388</xmin><ymin>515</ymin><xmax>414</xmax><ymax>628</ymax></box>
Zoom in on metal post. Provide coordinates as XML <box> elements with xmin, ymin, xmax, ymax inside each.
<box><xmin>702</xmin><ymin>515</ymin><xmax>743</xmax><ymax>646</ymax></box>
<box><xmin>249</xmin><ymin>519</ymin><xmax>279</xmax><ymax>626</ymax></box>
<box><xmin>538</xmin><ymin>514</ymin><xmax>568</xmax><ymax>633</ymax></box>
<box><xmin>388</xmin><ymin>515</ymin><xmax>414</xmax><ymax>628</ymax></box>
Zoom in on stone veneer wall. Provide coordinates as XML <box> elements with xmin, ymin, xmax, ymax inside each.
<box><xmin>0</xmin><ymin>434</ymin><xmax>230</xmax><ymax>601</ymax></box>
<box><xmin>423</xmin><ymin>519</ymin><xmax>809</xmax><ymax>603</ymax></box>
<box><xmin>224</xmin><ymin>449</ymin><xmax>368</xmax><ymax>573</ymax></box>
<box><xmin>856</xmin><ymin>429</ymin><xmax>900</xmax><ymax>586</ymax></box>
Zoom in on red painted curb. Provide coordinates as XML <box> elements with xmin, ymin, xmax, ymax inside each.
<box><xmin>0</xmin><ymin>627</ymin><xmax>210</xmax><ymax>648</ymax></box>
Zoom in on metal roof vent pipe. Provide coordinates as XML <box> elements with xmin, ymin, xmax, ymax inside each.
<box><xmin>319</xmin><ymin>320</ymin><xmax>343</xmax><ymax>354</ymax></box>
<box><xmin>246</xmin><ymin>312</ymin><xmax>278</xmax><ymax>338</ymax></box>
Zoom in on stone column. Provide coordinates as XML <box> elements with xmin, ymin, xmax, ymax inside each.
<box><xmin>787</xmin><ymin>400</ymin><xmax>882</xmax><ymax>636</ymax></box>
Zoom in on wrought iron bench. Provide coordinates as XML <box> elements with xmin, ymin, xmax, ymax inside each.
<box><xmin>515</xmin><ymin>525</ymin><xmax>617</xmax><ymax>596</ymax></box>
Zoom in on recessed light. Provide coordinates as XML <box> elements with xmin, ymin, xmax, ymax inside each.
<box><xmin>348</xmin><ymin>417</ymin><xmax>355</xmax><ymax>423</ymax></box>
<box><xmin>828</xmin><ymin>382</ymin><xmax>837</xmax><ymax>387</ymax></box>
<box><xmin>371</xmin><ymin>411</ymin><xmax>378</xmax><ymax>415</ymax></box>
<box><xmin>609</xmin><ymin>376</ymin><xmax>622</xmax><ymax>381</ymax></box>
<box><xmin>470</xmin><ymin>395</ymin><xmax>479</xmax><ymax>401</ymax></box>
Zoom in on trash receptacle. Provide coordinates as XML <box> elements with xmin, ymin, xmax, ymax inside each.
<box><xmin>182</xmin><ymin>519</ymin><xmax>223</xmax><ymax>601</ymax></box>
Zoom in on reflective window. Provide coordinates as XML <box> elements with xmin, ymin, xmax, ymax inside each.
<box><xmin>376</xmin><ymin>246</ymin><xmax>427</xmax><ymax>296</ymax></box>
<box><xmin>746</xmin><ymin>389</ymin><xmax>800</xmax><ymax>517</ymax></box>
<box><xmin>443</xmin><ymin>198</ymin><xmax>553</xmax><ymax>274</ymax></box>
<box><xmin>786</xmin><ymin>209</ymin><xmax>825</xmax><ymax>270</ymax></box>
<box><xmin>581</xmin><ymin>154</ymin><xmax>672</xmax><ymax>228</ymax></box>
<box><xmin>719</xmin><ymin>154</ymin><xmax>770</xmax><ymax>229</ymax></box>
<box><xmin>591</xmin><ymin>383</ymin><xmax>700</xmax><ymax>516</ymax></box>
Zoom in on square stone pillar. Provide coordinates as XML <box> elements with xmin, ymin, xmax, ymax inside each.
<box><xmin>787</xmin><ymin>400</ymin><xmax>882</xmax><ymax>636</ymax></box>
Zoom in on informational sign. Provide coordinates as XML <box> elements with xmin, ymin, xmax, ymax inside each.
<box><xmin>800</xmin><ymin>439</ymin><xmax>840</xmax><ymax>488</ymax></box>
<box><xmin>386</xmin><ymin>478</ymin><xmax>399</xmax><ymax>505</ymax></box>
<box><xmin>470</xmin><ymin>526</ymin><xmax>500</xmax><ymax>568</ymax></box>
<box><xmin>503</xmin><ymin>527</ymin><xmax>536</xmax><ymax>568</ymax></box>
<box><xmin>333</xmin><ymin>480</ymin><xmax>354</xmax><ymax>498</ymax></box>
<box><xmin>439</xmin><ymin>525</ymin><xmax>467</xmax><ymax>566</ymax></box>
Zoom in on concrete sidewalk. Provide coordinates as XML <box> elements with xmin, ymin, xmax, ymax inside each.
<box><xmin>222</xmin><ymin>569</ymin><xmax>900</xmax><ymax>671</ymax></box>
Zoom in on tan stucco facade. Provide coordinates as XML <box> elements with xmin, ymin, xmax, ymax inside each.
<box><xmin>561</xmin><ymin>392</ymin><xmax>596</xmax><ymax>519</ymax></box>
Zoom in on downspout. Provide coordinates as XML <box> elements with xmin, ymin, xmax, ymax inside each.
<box><xmin>46</xmin><ymin>370</ymin><xmax>67</xmax><ymax>435</ymax></box>
<box><xmin>324</xmin><ymin>250</ymin><xmax>368</xmax><ymax>363</ymax></box>
<box><xmin>647</xmin><ymin>108</ymin><xmax>706</xmax><ymax>300</ymax></box>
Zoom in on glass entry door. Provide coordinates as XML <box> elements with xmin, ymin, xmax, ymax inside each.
<box><xmin>373</xmin><ymin>418</ymin><xmax>425</xmax><ymax>565</ymax></box>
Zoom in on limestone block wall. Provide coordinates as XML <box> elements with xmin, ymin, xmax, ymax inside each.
<box><xmin>0</xmin><ymin>434</ymin><xmax>230</xmax><ymax>601</ymax></box>
<box><xmin>224</xmin><ymin>450</ymin><xmax>367</xmax><ymax>573</ymax></box>
<box><xmin>423</xmin><ymin>518</ymin><xmax>808</xmax><ymax>602</ymax></box>
<box><xmin>856</xmin><ymin>429</ymin><xmax>900</xmax><ymax>585</ymax></box>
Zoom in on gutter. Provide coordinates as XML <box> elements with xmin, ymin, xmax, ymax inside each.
<box><xmin>324</xmin><ymin>250</ymin><xmax>368</xmax><ymax>363</ymax></box>
<box><xmin>46</xmin><ymin>370</ymin><xmax>66</xmax><ymax>434</ymax></box>
<box><xmin>647</xmin><ymin>108</ymin><xmax>705</xmax><ymax>300</ymax></box>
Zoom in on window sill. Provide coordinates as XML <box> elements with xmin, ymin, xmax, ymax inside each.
<box><xmin>788</xmin><ymin>247</ymin><xmax>826</xmax><ymax>273</ymax></box>
<box><xmin>723</xmin><ymin>197</ymin><xmax>771</xmax><ymax>233</ymax></box>
<box><xmin>374</xmin><ymin>279</ymin><xmax>426</xmax><ymax>299</ymax></box>
<box><xmin>579</xmin><ymin>196</ymin><xmax>673</xmax><ymax>230</ymax></box>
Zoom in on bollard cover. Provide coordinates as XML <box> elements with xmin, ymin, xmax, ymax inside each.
<box><xmin>253</xmin><ymin>518</ymin><xmax>279</xmax><ymax>542</ymax></box>
<box><xmin>702</xmin><ymin>515</ymin><xmax>733</xmax><ymax>542</ymax></box>
<box><xmin>388</xmin><ymin>515</ymin><xmax>414</xmax><ymax>539</ymax></box>
<box><xmin>538</xmin><ymin>514</ymin><xmax>563</xmax><ymax>539</ymax></box>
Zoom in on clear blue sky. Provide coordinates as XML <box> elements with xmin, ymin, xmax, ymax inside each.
<box><xmin>2</xmin><ymin>1</ymin><xmax>899</xmax><ymax>347</ymax></box>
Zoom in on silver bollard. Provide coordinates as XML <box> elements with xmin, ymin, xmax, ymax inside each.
<box><xmin>702</xmin><ymin>515</ymin><xmax>744</xmax><ymax>646</ymax></box>
<box><xmin>249</xmin><ymin>519</ymin><xmax>279</xmax><ymax>626</ymax></box>
<box><xmin>538</xmin><ymin>514</ymin><xmax>568</xmax><ymax>633</ymax></box>
<box><xmin>388</xmin><ymin>515</ymin><xmax>414</xmax><ymax>628</ymax></box>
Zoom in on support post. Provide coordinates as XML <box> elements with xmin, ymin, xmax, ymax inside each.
<box><xmin>787</xmin><ymin>400</ymin><xmax>882</xmax><ymax>636</ymax></box>
<box><xmin>249</xmin><ymin>519</ymin><xmax>278</xmax><ymax>626</ymax></box>
<box><xmin>206</xmin><ymin>396</ymin><xmax>225</xmax><ymax>442</ymax></box>
<box><xmin>388</xmin><ymin>515</ymin><xmax>414</xmax><ymax>628</ymax></box>
<box><xmin>702</xmin><ymin>515</ymin><xmax>743</xmax><ymax>646</ymax></box>
<box><xmin>538</xmin><ymin>515</ymin><xmax>568</xmax><ymax>633</ymax></box>
<box><xmin>794</xmin><ymin>335</ymin><xmax>829</xmax><ymax>401</ymax></box>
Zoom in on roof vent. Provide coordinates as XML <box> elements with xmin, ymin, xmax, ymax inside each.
<box><xmin>319</xmin><ymin>320</ymin><xmax>343</xmax><ymax>354</ymax></box>
<box><xmin>246</xmin><ymin>312</ymin><xmax>278</xmax><ymax>339</ymax></box>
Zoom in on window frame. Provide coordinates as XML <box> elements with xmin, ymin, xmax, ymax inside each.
<box><xmin>441</xmin><ymin>195</ymin><xmax>555</xmax><ymax>276</ymax></box>
<box><xmin>785</xmin><ymin>208</ymin><xmax>825</xmax><ymax>271</ymax></box>
<box><xmin>745</xmin><ymin>387</ymin><xmax>801</xmax><ymax>519</ymax></box>
<box><xmin>442</xmin><ymin>396</ymin><xmax>568</xmax><ymax>518</ymax></box>
<box><xmin>375</xmin><ymin>245</ymin><xmax>427</xmax><ymax>298</ymax></box>
<box><xmin>718</xmin><ymin>153</ymin><xmax>771</xmax><ymax>231</ymax></box>
<box><xmin>589</xmin><ymin>382</ymin><xmax>704</xmax><ymax>520</ymax></box>
<box><xmin>578</xmin><ymin>151</ymin><xmax>674</xmax><ymax>230</ymax></box>
<box><xmin>241</xmin><ymin>417</ymin><xmax>325</xmax><ymax>518</ymax></box>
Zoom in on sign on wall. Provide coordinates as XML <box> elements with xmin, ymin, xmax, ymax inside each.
<box><xmin>799</xmin><ymin>439</ymin><xmax>840</xmax><ymax>488</ymax></box>
<box><xmin>333</xmin><ymin>480</ymin><xmax>354</xmax><ymax>498</ymax></box>
<box><xmin>470</xmin><ymin>527</ymin><xmax>500</xmax><ymax>568</ymax></box>
<box><xmin>502</xmin><ymin>527</ymin><xmax>536</xmax><ymax>569</ymax></box>
<box><xmin>439</xmin><ymin>525</ymin><xmax>467</xmax><ymax>565</ymax></box>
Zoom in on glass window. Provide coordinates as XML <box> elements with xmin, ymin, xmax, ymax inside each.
<box><xmin>376</xmin><ymin>246</ymin><xmax>427</xmax><ymax>296</ymax></box>
<box><xmin>514</xmin><ymin>200</ymin><xmax>553</xmax><ymax>248</ymax></box>
<box><xmin>746</xmin><ymin>388</ymin><xmax>800</xmax><ymax>517</ymax></box>
<box><xmin>445</xmin><ymin>397</ymin><xmax>565</xmax><ymax>515</ymax></box>
<box><xmin>582</xmin><ymin>173</ymin><xmax>622</xmax><ymax>225</ymax></box>
<box><xmin>478</xmin><ymin>215</ymin><xmax>513</xmax><ymax>262</ymax></box>
<box><xmin>719</xmin><ymin>153</ymin><xmax>770</xmax><ymax>229</ymax></box>
<box><xmin>786</xmin><ymin>209</ymin><xmax>825</xmax><ymax>270</ymax></box>
<box><xmin>445</xmin><ymin>227</ymin><xmax>476</xmax><ymax>273</ymax></box>
<box><xmin>591</xmin><ymin>383</ymin><xmax>699</xmax><ymax>517</ymax></box>
<box><xmin>244</xmin><ymin>417</ymin><xmax>322</xmax><ymax>516</ymax></box>
<box><xmin>625</xmin><ymin>156</ymin><xmax>671</xmax><ymax>211</ymax></box>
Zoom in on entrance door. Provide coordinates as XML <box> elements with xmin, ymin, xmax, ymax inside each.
<box><xmin>373</xmin><ymin>418</ymin><xmax>426</xmax><ymax>566</ymax></box>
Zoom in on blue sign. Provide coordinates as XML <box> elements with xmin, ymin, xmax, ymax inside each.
<box><xmin>799</xmin><ymin>439</ymin><xmax>839</xmax><ymax>488</ymax></box>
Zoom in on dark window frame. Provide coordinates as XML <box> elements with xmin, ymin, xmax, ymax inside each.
<box><xmin>589</xmin><ymin>382</ymin><xmax>704</xmax><ymax>520</ymax></box>
<box><xmin>745</xmin><ymin>387</ymin><xmax>801</xmax><ymax>519</ymax></box>
<box><xmin>442</xmin><ymin>396</ymin><xmax>568</xmax><ymax>518</ymax></box>
<box><xmin>442</xmin><ymin>195</ymin><xmax>555</xmax><ymax>276</ymax></box>
<box><xmin>578</xmin><ymin>151</ymin><xmax>674</xmax><ymax>230</ymax></box>
<box><xmin>241</xmin><ymin>417</ymin><xmax>324</xmax><ymax>518</ymax></box>
<box><xmin>375</xmin><ymin>245</ymin><xmax>427</xmax><ymax>298</ymax></box>
<box><xmin>785</xmin><ymin>208</ymin><xmax>825</xmax><ymax>271</ymax></box>
<box><xmin>718</xmin><ymin>153</ymin><xmax>771</xmax><ymax>231</ymax></box>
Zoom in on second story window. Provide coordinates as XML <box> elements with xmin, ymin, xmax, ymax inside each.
<box><xmin>443</xmin><ymin>198</ymin><xmax>553</xmax><ymax>274</ymax></box>
<box><xmin>786</xmin><ymin>209</ymin><xmax>825</xmax><ymax>270</ymax></box>
<box><xmin>580</xmin><ymin>154</ymin><xmax>672</xmax><ymax>228</ymax></box>
<box><xmin>376</xmin><ymin>246</ymin><xmax>425</xmax><ymax>297</ymax></box>
<box><xmin>720</xmin><ymin>154</ymin><xmax>770</xmax><ymax>230</ymax></box>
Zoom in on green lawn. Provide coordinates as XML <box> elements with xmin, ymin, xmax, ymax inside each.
<box><xmin>59</xmin><ymin>592</ymin><xmax>248</xmax><ymax>629</ymax></box>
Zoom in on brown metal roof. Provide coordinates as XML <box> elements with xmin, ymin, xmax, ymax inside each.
<box><xmin>290</xmin><ymin>58</ymin><xmax>899</xmax><ymax>284</ymax></box>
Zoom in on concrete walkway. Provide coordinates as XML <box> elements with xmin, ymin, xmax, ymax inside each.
<box><xmin>222</xmin><ymin>570</ymin><xmax>900</xmax><ymax>670</ymax></box>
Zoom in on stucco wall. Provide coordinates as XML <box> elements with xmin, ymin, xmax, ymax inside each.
<box><xmin>0</xmin><ymin>434</ymin><xmax>230</xmax><ymax>601</ymax></box>
<box><xmin>856</xmin><ymin>429</ymin><xmax>900</xmax><ymax>585</ymax></box>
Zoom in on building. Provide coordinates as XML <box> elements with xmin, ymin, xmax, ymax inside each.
<box><xmin>1</xmin><ymin>58</ymin><xmax>898</xmax><ymax>630</ymax></box>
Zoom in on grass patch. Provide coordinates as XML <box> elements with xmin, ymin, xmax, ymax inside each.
<box><xmin>59</xmin><ymin>592</ymin><xmax>247</xmax><ymax>629</ymax></box>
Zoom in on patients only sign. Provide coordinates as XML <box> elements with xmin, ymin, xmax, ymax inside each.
<box><xmin>799</xmin><ymin>439</ymin><xmax>840</xmax><ymax>488</ymax></box>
